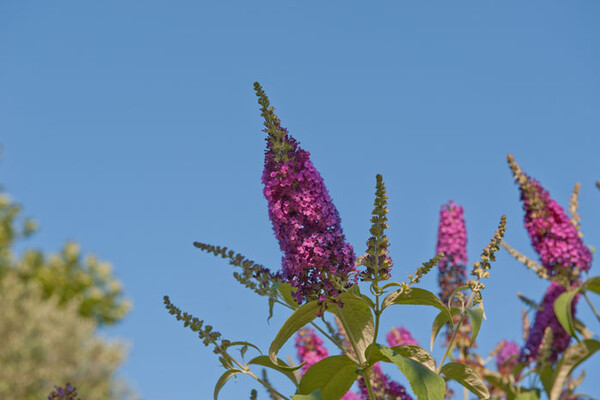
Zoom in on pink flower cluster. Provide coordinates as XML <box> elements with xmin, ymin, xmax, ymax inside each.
<box><xmin>295</xmin><ymin>328</ymin><xmax>329</xmax><ymax>374</ymax></box>
<box><xmin>495</xmin><ymin>340</ymin><xmax>520</xmax><ymax>375</ymax></box>
<box><xmin>386</xmin><ymin>326</ymin><xmax>419</xmax><ymax>347</ymax></box>
<box><xmin>521</xmin><ymin>282</ymin><xmax>578</xmax><ymax>363</ymax></box>
<box><xmin>263</xmin><ymin>124</ymin><xmax>356</xmax><ymax>305</ymax></box>
<box><xmin>435</xmin><ymin>201</ymin><xmax>468</xmax><ymax>304</ymax></box>
<box><xmin>517</xmin><ymin>175</ymin><xmax>592</xmax><ymax>278</ymax></box>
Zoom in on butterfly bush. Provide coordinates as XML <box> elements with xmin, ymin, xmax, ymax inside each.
<box><xmin>507</xmin><ymin>155</ymin><xmax>592</xmax><ymax>280</ymax></box>
<box><xmin>435</xmin><ymin>201</ymin><xmax>473</xmax><ymax>350</ymax></box>
<box><xmin>166</xmin><ymin>85</ymin><xmax>600</xmax><ymax>400</ymax></box>
<box><xmin>257</xmin><ymin>84</ymin><xmax>356</xmax><ymax>307</ymax></box>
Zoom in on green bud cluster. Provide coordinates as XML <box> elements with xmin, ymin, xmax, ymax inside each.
<box><xmin>163</xmin><ymin>296</ymin><xmax>226</xmax><ymax>352</ymax></box>
<box><xmin>361</xmin><ymin>174</ymin><xmax>393</xmax><ymax>284</ymax></box>
<box><xmin>254</xmin><ymin>82</ymin><xmax>293</xmax><ymax>163</ymax></box>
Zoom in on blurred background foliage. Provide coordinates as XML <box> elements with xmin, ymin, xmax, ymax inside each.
<box><xmin>0</xmin><ymin>182</ymin><xmax>137</xmax><ymax>399</ymax></box>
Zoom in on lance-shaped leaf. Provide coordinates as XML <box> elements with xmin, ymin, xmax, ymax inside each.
<box><xmin>377</xmin><ymin>345</ymin><xmax>445</xmax><ymax>400</ymax></box>
<box><xmin>292</xmin><ymin>390</ymin><xmax>322</xmax><ymax>400</ymax></box>
<box><xmin>214</xmin><ymin>369</ymin><xmax>243</xmax><ymax>400</ymax></box>
<box><xmin>466</xmin><ymin>305</ymin><xmax>484</xmax><ymax>346</ymax></box>
<box><xmin>326</xmin><ymin>292</ymin><xmax>374</xmax><ymax>363</ymax></box>
<box><xmin>583</xmin><ymin>276</ymin><xmax>600</xmax><ymax>295</ymax></box>
<box><xmin>270</xmin><ymin>300</ymin><xmax>320</xmax><ymax>365</ymax></box>
<box><xmin>298</xmin><ymin>355</ymin><xmax>357</xmax><ymax>400</ymax></box>
<box><xmin>483</xmin><ymin>370</ymin><xmax>516</xmax><ymax>400</ymax></box>
<box><xmin>549</xmin><ymin>339</ymin><xmax>600</xmax><ymax>400</ymax></box>
<box><xmin>367</xmin><ymin>343</ymin><xmax>436</xmax><ymax>371</ymax></box>
<box><xmin>248</xmin><ymin>355</ymin><xmax>300</xmax><ymax>386</ymax></box>
<box><xmin>515</xmin><ymin>391</ymin><xmax>540</xmax><ymax>400</ymax></box>
<box><xmin>277</xmin><ymin>282</ymin><xmax>300</xmax><ymax>308</ymax></box>
<box><xmin>430</xmin><ymin>307</ymin><xmax>460</xmax><ymax>351</ymax></box>
<box><xmin>440</xmin><ymin>362</ymin><xmax>490</xmax><ymax>399</ymax></box>
<box><xmin>382</xmin><ymin>287</ymin><xmax>452</xmax><ymax>322</ymax></box>
<box><xmin>553</xmin><ymin>290</ymin><xmax>579</xmax><ymax>339</ymax></box>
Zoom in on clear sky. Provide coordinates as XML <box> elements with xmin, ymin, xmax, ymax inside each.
<box><xmin>1</xmin><ymin>2</ymin><xmax>599</xmax><ymax>399</ymax></box>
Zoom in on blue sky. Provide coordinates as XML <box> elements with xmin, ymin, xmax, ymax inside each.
<box><xmin>1</xmin><ymin>2</ymin><xmax>599</xmax><ymax>399</ymax></box>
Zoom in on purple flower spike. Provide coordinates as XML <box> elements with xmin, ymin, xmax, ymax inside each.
<box><xmin>521</xmin><ymin>282</ymin><xmax>578</xmax><ymax>363</ymax></box>
<box><xmin>496</xmin><ymin>340</ymin><xmax>520</xmax><ymax>375</ymax></box>
<box><xmin>386</xmin><ymin>326</ymin><xmax>419</xmax><ymax>347</ymax></box>
<box><xmin>256</xmin><ymin>83</ymin><xmax>356</xmax><ymax>306</ymax></box>
<box><xmin>508</xmin><ymin>155</ymin><xmax>592</xmax><ymax>280</ymax></box>
<box><xmin>436</xmin><ymin>201</ymin><xmax>468</xmax><ymax>304</ymax></box>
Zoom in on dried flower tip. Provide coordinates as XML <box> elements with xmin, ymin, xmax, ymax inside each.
<box><xmin>502</xmin><ymin>242</ymin><xmax>548</xmax><ymax>279</ymax></box>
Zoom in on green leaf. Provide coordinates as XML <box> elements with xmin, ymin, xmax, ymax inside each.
<box><xmin>466</xmin><ymin>305</ymin><xmax>484</xmax><ymax>346</ymax></box>
<box><xmin>377</xmin><ymin>345</ymin><xmax>445</xmax><ymax>400</ymax></box>
<box><xmin>515</xmin><ymin>391</ymin><xmax>540</xmax><ymax>400</ymax></box>
<box><xmin>277</xmin><ymin>283</ymin><xmax>300</xmax><ymax>308</ymax></box>
<box><xmin>248</xmin><ymin>355</ymin><xmax>300</xmax><ymax>386</ymax></box>
<box><xmin>326</xmin><ymin>292</ymin><xmax>374</xmax><ymax>363</ymax></box>
<box><xmin>483</xmin><ymin>370</ymin><xmax>515</xmax><ymax>400</ymax></box>
<box><xmin>550</xmin><ymin>339</ymin><xmax>600</xmax><ymax>400</ymax></box>
<box><xmin>583</xmin><ymin>276</ymin><xmax>600</xmax><ymax>295</ymax></box>
<box><xmin>538</xmin><ymin>364</ymin><xmax>553</xmax><ymax>398</ymax></box>
<box><xmin>367</xmin><ymin>343</ymin><xmax>436</xmax><ymax>371</ymax></box>
<box><xmin>292</xmin><ymin>390</ymin><xmax>321</xmax><ymax>400</ymax></box>
<box><xmin>440</xmin><ymin>362</ymin><xmax>490</xmax><ymax>399</ymax></box>
<box><xmin>553</xmin><ymin>290</ymin><xmax>578</xmax><ymax>339</ymax></box>
<box><xmin>298</xmin><ymin>355</ymin><xmax>357</xmax><ymax>400</ymax></box>
<box><xmin>430</xmin><ymin>308</ymin><xmax>460</xmax><ymax>351</ymax></box>
<box><xmin>382</xmin><ymin>287</ymin><xmax>452</xmax><ymax>323</ymax></box>
<box><xmin>269</xmin><ymin>300</ymin><xmax>320</xmax><ymax>365</ymax></box>
<box><xmin>214</xmin><ymin>369</ymin><xmax>243</xmax><ymax>400</ymax></box>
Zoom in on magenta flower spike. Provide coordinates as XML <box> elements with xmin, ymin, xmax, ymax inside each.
<box><xmin>436</xmin><ymin>201</ymin><xmax>468</xmax><ymax>305</ymax></box>
<box><xmin>521</xmin><ymin>282</ymin><xmax>578</xmax><ymax>363</ymax></box>
<box><xmin>507</xmin><ymin>155</ymin><xmax>592</xmax><ymax>281</ymax></box>
<box><xmin>386</xmin><ymin>326</ymin><xmax>419</xmax><ymax>347</ymax></box>
<box><xmin>255</xmin><ymin>83</ymin><xmax>356</xmax><ymax>306</ymax></box>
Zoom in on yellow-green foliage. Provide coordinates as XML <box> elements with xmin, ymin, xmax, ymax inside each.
<box><xmin>0</xmin><ymin>271</ymin><xmax>136</xmax><ymax>400</ymax></box>
<box><xmin>0</xmin><ymin>192</ymin><xmax>130</xmax><ymax>325</ymax></box>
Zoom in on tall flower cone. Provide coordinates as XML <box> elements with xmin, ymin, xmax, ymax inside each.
<box><xmin>435</xmin><ymin>201</ymin><xmax>473</xmax><ymax>348</ymax></box>
<box><xmin>507</xmin><ymin>155</ymin><xmax>592</xmax><ymax>282</ymax></box>
<box><xmin>255</xmin><ymin>83</ymin><xmax>356</xmax><ymax>307</ymax></box>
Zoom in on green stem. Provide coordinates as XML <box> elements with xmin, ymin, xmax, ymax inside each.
<box><xmin>437</xmin><ymin>280</ymin><xmax>480</xmax><ymax>373</ymax></box>
<box><xmin>366</xmin><ymin>296</ymin><xmax>381</xmax><ymax>364</ymax></box>
<box><xmin>584</xmin><ymin>292</ymin><xmax>600</xmax><ymax>325</ymax></box>
<box><xmin>245</xmin><ymin>370</ymin><xmax>292</xmax><ymax>400</ymax></box>
<box><xmin>362</xmin><ymin>368</ymin><xmax>377</xmax><ymax>400</ymax></box>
